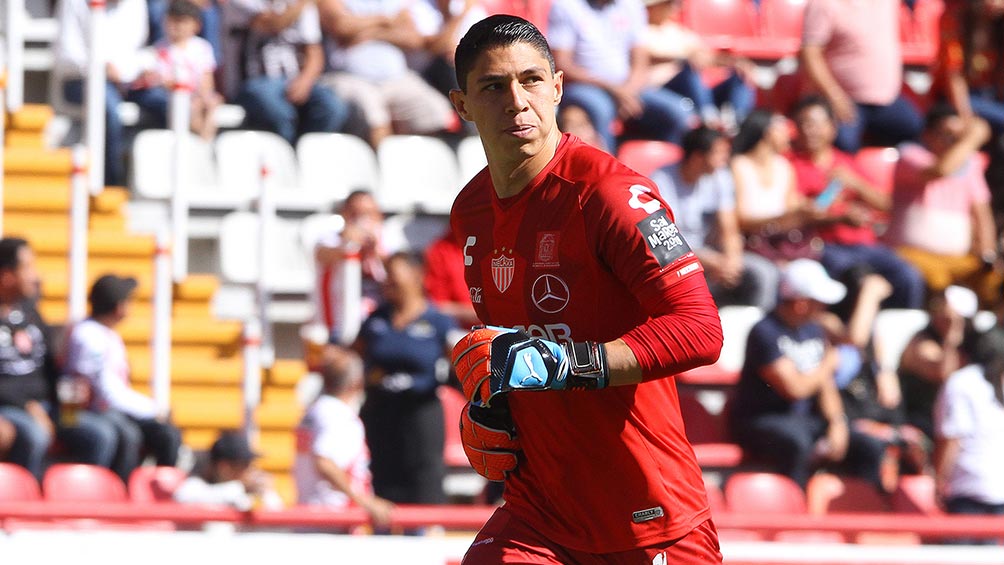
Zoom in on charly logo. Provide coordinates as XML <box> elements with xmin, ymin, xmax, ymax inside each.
<box><xmin>491</xmin><ymin>248</ymin><xmax>515</xmax><ymax>293</ymax></box>
<box><xmin>530</xmin><ymin>274</ymin><xmax>569</xmax><ymax>314</ymax></box>
<box><xmin>632</xmin><ymin>506</ymin><xmax>665</xmax><ymax>523</ymax></box>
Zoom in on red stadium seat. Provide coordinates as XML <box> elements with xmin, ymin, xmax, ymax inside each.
<box><xmin>616</xmin><ymin>140</ymin><xmax>682</xmax><ymax>177</ymax></box>
<box><xmin>128</xmin><ymin>466</ymin><xmax>188</xmax><ymax>504</ymax></box>
<box><xmin>758</xmin><ymin>0</ymin><xmax>808</xmax><ymax>58</ymax></box>
<box><xmin>682</xmin><ymin>0</ymin><xmax>760</xmax><ymax>54</ymax></box>
<box><xmin>900</xmin><ymin>0</ymin><xmax>944</xmax><ymax>66</ymax></box>
<box><xmin>0</xmin><ymin>463</ymin><xmax>42</xmax><ymax>501</ymax></box>
<box><xmin>438</xmin><ymin>386</ymin><xmax>472</xmax><ymax>469</ymax></box>
<box><xmin>854</xmin><ymin>146</ymin><xmax>900</xmax><ymax>196</ymax></box>
<box><xmin>724</xmin><ymin>472</ymin><xmax>807</xmax><ymax>514</ymax></box>
<box><xmin>43</xmin><ymin>464</ymin><xmax>128</xmax><ymax>503</ymax></box>
<box><xmin>806</xmin><ymin>473</ymin><xmax>889</xmax><ymax>515</ymax></box>
<box><xmin>892</xmin><ymin>474</ymin><xmax>942</xmax><ymax>516</ymax></box>
<box><xmin>704</xmin><ymin>479</ymin><xmax>728</xmax><ymax>515</ymax></box>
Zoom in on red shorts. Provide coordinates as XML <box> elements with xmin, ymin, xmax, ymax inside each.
<box><xmin>461</xmin><ymin>506</ymin><xmax>722</xmax><ymax>564</ymax></box>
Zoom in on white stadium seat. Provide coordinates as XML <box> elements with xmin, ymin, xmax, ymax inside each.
<box><xmin>377</xmin><ymin>135</ymin><xmax>460</xmax><ymax>214</ymax></box>
<box><xmin>218</xmin><ymin>212</ymin><xmax>314</xmax><ymax>294</ymax></box>
<box><xmin>717</xmin><ymin>306</ymin><xmax>765</xmax><ymax>373</ymax></box>
<box><xmin>216</xmin><ymin>130</ymin><xmax>322</xmax><ymax>211</ymax></box>
<box><xmin>130</xmin><ymin>129</ymin><xmax>221</xmax><ymax>201</ymax></box>
<box><xmin>456</xmin><ymin>136</ymin><xmax>488</xmax><ymax>185</ymax></box>
<box><xmin>297</xmin><ymin>133</ymin><xmax>379</xmax><ymax>210</ymax></box>
<box><xmin>873</xmin><ymin>308</ymin><xmax>930</xmax><ymax>374</ymax></box>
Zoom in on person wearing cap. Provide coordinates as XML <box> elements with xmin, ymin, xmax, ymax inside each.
<box><xmin>898</xmin><ymin>285</ymin><xmax>983</xmax><ymax>442</ymax></box>
<box><xmin>173</xmin><ymin>430</ymin><xmax>283</xmax><ymax>510</ymax></box>
<box><xmin>61</xmin><ymin>274</ymin><xmax>182</xmax><ymax>481</ymax></box>
<box><xmin>730</xmin><ymin>259</ymin><xmax>887</xmax><ymax>489</ymax></box>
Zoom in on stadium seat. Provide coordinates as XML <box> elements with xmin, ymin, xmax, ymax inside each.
<box><xmin>704</xmin><ymin>479</ymin><xmax>728</xmax><ymax>515</ymax></box>
<box><xmin>724</xmin><ymin>472</ymin><xmax>807</xmax><ymax>514</ymax></box>
<box><xmin>806</xmin><ymin>473</ymin><xmax>889</xmax><ymax>515</ymax></box>
<box><xmin>891</xmin><ymin>474</ymin><xmax>942</xmax><ymax>515</ymax></box>
<box><xmin>854</xmin><ymin>147</ymin><xmax>900</xmax><ymax>196</ymax></box>
<box><xmin>758</xmin><ymin>0</ymin><xmax>808</xmax><ymax>59</ymax></box>
<box><xmin>679</xmin><ymin>389</ymin><xmax>744</xmax><ymax>468</ymax></box>
<box><xmin>0</xmin><ymin>462</ymin><xmax>42</xmax><ymax>501</ymax></box>
<box><xmin>438</xmin><ymin>385</ymin><xmax>470</xmax><ymax>469</ymax></box>
<box><xmin>457</xmin><ymin>136</ymin><xmax>488</xmax><ymax>185</ymax></box>
<box><xmin>218</xmin><ymin>212</ymin><xmax>315</xmax><ymax>294</ymax></box>
<box><xmin>900</xmin><ymin>0</ymin><xmax>944</xmax><ymax>66</ymax></box>
<box><xmin>873</xmin><ymin>308</ymin><xmax>929</xmax><ymax>375</ymax></box>
<box><xmin>296</xmin><ymin>133</ymin><xmax>379</xmax><ymax>209</ymax></box>
<box><xmin>216</xmin><ymin>130</ymin><xmax>319</xmax><ymax>211</ymax></box>
<box><xmin>130</xmin><ymin>129</ymin><xmax>221</xmax><ymax>203</ymax></box>
<box><xmin>43</xmin><ymin>464</ymin><xmax>128</xmax><ymax>502</ymax></box>
<box><xmin>382</xmin><ymin>213</ymin><xmax>450</xmax><ymax>253</ymax></box>
<box><xmin>680</xmin><ymin>305</ymin><xmax>763</xmax><ymax>386</ymax></box>
<box><xmin>376</xmin><ymin>135</ymin><xmax>460</xmax><ymax>215</ymax></box>
<box><xmin>299</xmin><ymin>213</ymin><xmax>345</xmax><ymax>254</ymax></box>
<box><xmin>615</xmin><ymin>140</ymin><xmax>682</xmax><ymax>177</ymax></box>
<box><xmin>682</xmin><ymin>0</ymin><xmax>760</xmax><ymax>54</ymax></box>
<box><xmin>774</xmin><ymin>530</ymin><xmax>846</xmax><ymax>543</ymax></box>
<box><xmin>128</xmin><ymin>466</ymin><xmax>188</xmax><ymax>504</ymax></box>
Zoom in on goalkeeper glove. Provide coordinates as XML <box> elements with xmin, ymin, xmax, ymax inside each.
<box><xmin>460</xmin><ymin>397</ymin><xmax>520</xmax><ymax>481</ymax></box>
<box><xmin>452</xmin><ymin>326</ymin><xmax>609</xmax><ymax>407</ymax></box>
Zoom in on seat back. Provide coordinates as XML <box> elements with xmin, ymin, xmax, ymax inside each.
<box><xmin>216</xmin><ymin>130</ymin><xmax>300</xmax><ymax>200</ymax></box>
<box><xmin>218</xmin><ymin>212</ymin><xmax>314</xmax><ymax>293</ymax></box>
<box><xmin>457</xmin><ymin>136</ymin><xmax>488</xmax><ymax>186</ymax></box>
<box><xmin>806</xmin><ymin>473</ymin><xmax>889</xmax><ymax>515</ymax></box>
<box><xmin>719</xmin><ymin>305</ymin><xmax>765</xmax><ymax>373</ymax></box>
<box><xmin>131</xmin><ymin>129</ymin><xmax>219</xmax><ymax>200</ymax></box>
<box><xmin>43</xmin><ymin>464</ymin><xmax>128</xmax><ymax>503</ymax></box>
<box><xmin>616</xmin><ymin>140</ymin><xmax>682</xmax><ymax>177</ymax></box>
<box><xmin>892</xmin><ymin>474</ymin><xmax>942</xmax><ymax>515</ymax></box>
<box><xmin>377</xmin><ymin>135</ymin><xmax>460</xmax><ymax>214</ymax></box>
<box><xmin>297</xmin><ymin>133</ymin><xmax>379</xmax><ymax>209</ymax></box>
<box><xmin>724</xmin><ymin>472</ymin><xmax>807</xmax><ymax>514</ymax></box>
<box><xmin>683</xmin><ymin>0</ymin><xmax>760</xmax><ymax>41</ymax></box>
<box><xmin>761</xmin><ymin>0</ymin><xmax>806</xmax><ymax>42</ymax></box>
<box><xmin>0</xmin><ymin>462</ymin><xmax>42</xmax><ymax>501</ymax></box>
<box><xmin>128</xmin><ymin>466</ymin><xmax>188</xmax><ymax>504</ymax></box>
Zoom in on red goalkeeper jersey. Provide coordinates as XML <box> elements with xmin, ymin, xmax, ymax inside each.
<box><xmin>450</xmin><ymin>134</ymin><xmax>719</xmax><ymax>553</ymax></box>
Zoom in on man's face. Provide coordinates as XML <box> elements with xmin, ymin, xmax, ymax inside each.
<box><xmin>705</xmin><ymin>138</ymin><xmax>731</xmax><ymax>172</ymax></box>
<box><xmin>450</xmin><ymin>42</ymin><xmax>563</xmax><ymax>161</ymax></box>
<box><xmin>795</xmin><ymin>105</ymin><xmax>836</xmax><ymax>153</ymax></box>
<box><xmin>1</xmin><ymin>247</ymin><xmax>40</xmax><ymax>302</ymax></box>
<box><xmin>343</xmin><ymin>193</ymin><xmax>382</xmax><ymax>227</ymax></box>
<box><xmin>925</xmin><ymin>115</ymin><xmax>965</xmax><ymax>155</ymax></box>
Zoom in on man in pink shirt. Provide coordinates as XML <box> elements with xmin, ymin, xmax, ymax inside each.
<box><xmin>799</xmin><ymin>0</ymin><xmax>922</xmax><ymax>152</ymax></box>
<box><xmin>887</xmin><ymin>104</ymin><xmax>1003</xmax><ymax>308</ymax></box>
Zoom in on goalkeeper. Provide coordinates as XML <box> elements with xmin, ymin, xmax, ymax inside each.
<box><xmin>447</xmin><ymin>15</ymin><xmax>725</xmax><ymax>565</ymax></box>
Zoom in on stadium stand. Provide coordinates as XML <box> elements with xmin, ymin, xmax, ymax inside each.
<box><xmin>43</xmin><ymin>464</ymin><xmax>128</xmax><ymax>503</ymax></box>
<box><xmin>296</xmin><ymin>132</ymin><xmax>380</xmax><ymax>207</ymax></box>
<box><xmin>456</xmin><ymin>135</ymin><xmax>488</xmax><ymax>185</ymax></box>
<box><xmin>127</xmin><ymin>466</ymin><xmax>188</xmax><ymax>504</ymax></box>
<box><xmin>724</xmin><ymin>472</ymin><xmax>808</xmax><ymax>515</ymax></box>
<box><xmin>376</xmin><ymin>135</ymin><xmax>461</xmax><ymax>215</ymax></box>
<box><xmin>615</xmin><ymin>139</ymin><xmax>683</xmax><ymax>177</ymax></box>
<box><xmin>0</xmin><ymin>463</ymin><xmax>43</xmax><ymax>502</ymax></box>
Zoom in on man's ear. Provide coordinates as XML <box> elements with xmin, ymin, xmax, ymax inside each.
<box><xmin>450</xmin><ymin>89</ymin><xmax>472</xmax><ymax>122</ymax></box>
<box><xmin>553</xmin><ymin>70</ymin><xmax>564</xmax><ymax>106</ymax></box>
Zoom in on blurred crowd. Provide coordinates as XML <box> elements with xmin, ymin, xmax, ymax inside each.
<box><xmin>3</xmin><ymin>0</ymin><xmax>1002</xmax><ymax>531</ymax></box>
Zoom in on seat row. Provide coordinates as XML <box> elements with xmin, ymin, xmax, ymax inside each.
<box><xmin>0</xmin><ymin>462</ymin><xmax>186</xmax><ymax>505</ymax></box>
<box><xmin>131</xmin><ymin>131</ymin><xmax>489</xmax><ymax>216</ymax></box>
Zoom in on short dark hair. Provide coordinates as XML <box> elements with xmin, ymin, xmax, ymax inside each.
<box><xmin>924</xmin><ymin>102</ymin><xmax>959</xmax><ymax>131</ymax></box>
<box><xmin>791</xmin><ymin>95</ymin><xmax>835</xmax><ymax>122</ymax></box>
<box><xmin>731</xmin><ymin>109</ymin><xmax>775</xmax><ymax>155</ymax></box>
<box><xmin>166</xmin><ymin>0</ymin><xmax>202</xmax><ymax>21</ymax></box>
<box><xmin>681</xmin><ymin>126</ymin><xmax>723</xmax><ymax>160</ymax></box>
<box><xmin>0</xmin><ymin>238</ymin><xmax>29</xmax><ymax>273</ymax></box>
<box><xmin>454</xmin><ymin>15</ymin><xmax>555</xmax><ymax>93</ymax></box>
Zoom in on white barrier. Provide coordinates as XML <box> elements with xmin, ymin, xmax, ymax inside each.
<box><xmin>85</xmin><ymin>0</ymin><xmax>106</xmax><ymax>194</ymax></box>
<box><xmin>151</xmin><ymin>229</ymin><xmax>173</xmax><ymax>415</ymax></box>
<box><xmin>67</xmin><ymin>145</ymin><xmax>90</xmax><ymax>322</ymax></box>
<box><xmin>241</xmin><ymin>317</ymin><xmax>262</xmax><ymax>439</ymax></box>
<box><xmin>3</xmin><ymin>0</ymin><xmax>24</xmax><ymax>112</ymax></box>
<box><xmin>256</xmin><ymin>156</ymin><xmax>275</xmax><ymax>368</ymax></box>
<box><xmin>169</xmin><ymin>82</ymin><xmax>191</xmax><ymax>282</ymax></box>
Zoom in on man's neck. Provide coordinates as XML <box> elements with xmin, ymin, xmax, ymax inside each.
<box><xmin>488</xmin><ymin>131</ymin><xmax>561</xmax><ymax>199</ymax></box>
<box><xmin>93</xmin><ymin>314</ymin><xmax>118</xmax><ymax>329</ymax></box>
<box><xmin>679</xmin><ymin>159</ymin><xmax>705</xmax><ymax>185</ymax></box>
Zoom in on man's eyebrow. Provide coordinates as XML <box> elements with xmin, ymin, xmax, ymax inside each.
<box><xmin>474</xmin><ymin>67</ymin><xmax>549</xmax><ymax>84</ymax></box>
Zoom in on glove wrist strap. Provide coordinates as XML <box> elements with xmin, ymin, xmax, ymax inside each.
<box><xmin>566</xmin><ymin>341</ymin><xmax>609</xmax><ymax>390</ymax></box>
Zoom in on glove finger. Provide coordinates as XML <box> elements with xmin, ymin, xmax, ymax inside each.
<box><xmin>452</xmin><ymin>332</ymin><xmax>494</xmax><ymax>403</ymax></box>
<box><xmin>461</xmin><ymin>405</ymin><xmax>519</xmax><ymax>450</ymax></box>
<box><xmin>461</xmin><ymin>443</ymin><xmax>518</xmax><ymax>482</ymax></box>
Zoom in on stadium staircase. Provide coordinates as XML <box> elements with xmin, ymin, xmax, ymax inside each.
<box><xmin>3</xmin><ymin>104</ymin><xmax>306</xmax><ymax>503</ymax></box>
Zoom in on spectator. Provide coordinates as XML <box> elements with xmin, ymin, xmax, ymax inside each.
<box><xmin>223</xmin><ymin>0</ymin><xmax>350</xmax><ymax>144</ymax></box>
<box><xmin>799</xmin><ymin>0</ymin><xmax>923</xmax><ymax>152</ymax></box>
<box><xmin>731</xmin><ymin>110</ymin><xmax>822</xmax><ymax>264</ymax></box>
<box><xmin>317</xmin><ymin>0</ymin><xmax>458</xmax><ymax>148</ymax></box>
<box><xmin>556</xmin><ymin>104</ymin><xmax>607</xmax><ymax>151</ymax></box>
<box><xmin>293</xmin><ymin>345</ymin><xmax>394</xmax><ymax>527</ymax></box>
<box><xmin>547</xmin><ymin>0</ymin><xmax>694</xmax><ymax>151</ymax></box>
<box><xmin>0</xmin><ymin>238</ymin><xmax>56</xmax><ymax>479</ymax></box>
<box><xmin>133</xmin><ymin>0</ymin><xmax>223</xmax><ymax>140</ymax></box>
<box><xmin>174</xmin><ymin>430</ymin><xmax>283</xmax><ymax>509</ymax></box>
<box><xmin>934</xmin><ymin>326</ymin><xmax>1004</xmax><ymax>538</ymax></box>
<box><xmin>931</xmin><ymin>0</ymin><xmax>1004</xmax><ymax>137</ymax></box>
<box><xmin>480</xmin><ymin>0</ymin><xmax>551</xmax><ymax>33</ymax></box>
<box><xmin>0</xmin><ymin>416</ymin><xmax>14</xmax><ymax>461</ymax></box>
<box><xmin>411</xmin><ymin>0</ymin><xmax>488</xmax><ymax>97</ymax></box>
<box><xmin>788</xmin><ymin>95</ymin><xmax>926</xmax><ymax>309</ymax></box>
<box><xmin>423</xmin><ymin>228</ymin><xmax>479</xmax><ymax>329</ymax></box>
<box><xmin>643</xmin><ymin>0</ymin><xmax>756</xmax><ymax>131</ymax></box>
<box><xmin>651</xmin><ymin>126</ymin><xmax>779</xmax><ymax>310</ymax></box>
<box><xmin>899</xmin><ymin>285</ymin><xmax>981</xmax><ymax>441</ymax></box>
<box><xmin>355</xmin><ymin>252</ymin><xmax>459</xmax><ymax>506</ymax></box>
<box><xmin>731</xmin><ymin>259</ymin><xmax>887</xmax><ymax>489</ymax></box>
<box><xmin>886</xmin><ymin>105</ymin><xmax>1004</xmax><ymax>308</ymax></box>
<box><xmin>54</xmin><ymin>0</ymin><xmax>150</xmax><ymax>187</ymax></box>
<box><xmin>315</xmin><ymin>190</ymin><xmax>404</xmax><ymax>345</ymax></box>
<box><xmin>148</xmin><ymin>0</ymin><xmax>223</xmax><ymax>64</ymax></box>
<box><xmin>61</xmin><ymin>275</ymin><xmax>183</xmax><ymax>482</ymax></box>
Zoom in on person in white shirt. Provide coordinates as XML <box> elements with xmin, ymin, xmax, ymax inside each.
<box><xmin>174</xmin><ymin>430</ymin><xmax>284</xmax><ymax>510</ymax></box>
<box><xmin>62</xmin><ymin>275</ymin><xmax>182</xmax><ymax>481</ymax></box>
<box><xmin>54</xmin><ymin>0</ymin><xmax>150</xmax><ymax>187</ymax></box>
<box><xmin>934</xmin><ymin>326</ymin><xmax>1004</xmax><ymax>543</ymax></box>
<box><xmin>294</xmin><ymin>345</ymin><xmax>394</xmax><ymax>527</ymax></box>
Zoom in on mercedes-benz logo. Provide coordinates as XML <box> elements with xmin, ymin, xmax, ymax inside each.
<box><xmin>531</xmin><ymin>274</ymin><xmax>570</xmax><ymax>314</ymax></box>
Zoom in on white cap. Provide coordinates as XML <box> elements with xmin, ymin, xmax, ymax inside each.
<box><xmin>944</xmin><ymin>285</ymin><xmax>978</xmax><ymax>318</ymax></box>
<box><xmin>779</xmin><ymin>259</ymin><xmax>847</xmax><ymax>305</ymax></box>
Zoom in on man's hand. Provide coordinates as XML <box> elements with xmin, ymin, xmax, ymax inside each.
<box><xmin>286</xmin><ymin>77</ymin><xmax>313</xmax><ymax>105</ymax></box>
<box><xmin>452</xmin><ymin>326</ymin><xmax>608</xmax><ymax>407</ymax></box>
<box><xmin>460</xmin><ymin>399</ymin><xmax>520</xmax><ymax>481</ymax></box>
